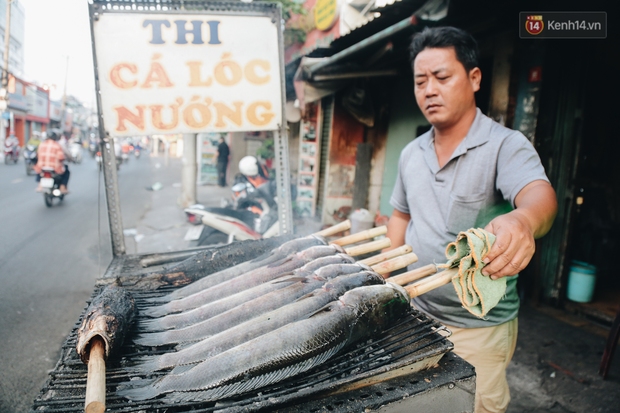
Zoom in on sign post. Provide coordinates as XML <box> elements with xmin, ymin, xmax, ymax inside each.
<box><xmin>88</xmin><ymin>0</ymin><xmax>293</xmax><ymax>256</ymax></box>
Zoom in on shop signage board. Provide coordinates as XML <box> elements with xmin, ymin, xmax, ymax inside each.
<box><xmin>89</xmin><ymin>1</ymin><xmax>292</xmax><ymax>256</ymax></box>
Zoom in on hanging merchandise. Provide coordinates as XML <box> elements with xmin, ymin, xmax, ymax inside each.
<box><xmin>197</xmin><ymin>133</ymin><xmax>224</xmax><ymax>185</ymax></box>
<box><xmin>297</xmin><ymin>102</ymin><xmax>321</xmax><ymax>217</ymax></box>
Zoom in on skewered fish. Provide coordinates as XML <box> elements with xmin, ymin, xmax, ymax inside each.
<box><xmin>118</xmin><ymin>283</ymin><xmax>411</xmax><ymax>402</ymax></box>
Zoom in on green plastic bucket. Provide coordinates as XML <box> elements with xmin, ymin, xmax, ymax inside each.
<box><xmin>566</xmin><ymin>260</ymin><xmax>597</xmax><ymax>303</ymax></box>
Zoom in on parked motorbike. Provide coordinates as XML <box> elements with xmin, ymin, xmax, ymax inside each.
<box><xmin>4</xmin><ymin>139</ymin><xmax>20</xmax><ymax>165</ymax></box>
<box><xmin>39</xmin><ymin>168</ymin><xmax>66</xmax><ymax>207</ymax></box>
<box><xmin>23</xmin><ymin>144</ymin><xmax>38</xmax><ymax>175</ymax></box>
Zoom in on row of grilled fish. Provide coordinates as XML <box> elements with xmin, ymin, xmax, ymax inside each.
<box><xmin>118</xmin><ymin>235</ymin><xmax>412</xmax><ymax>402</ymax></box>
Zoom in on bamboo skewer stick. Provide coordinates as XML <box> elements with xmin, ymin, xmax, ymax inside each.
<box><xmin>315</xmin><ymin>220</ymin><xmax>352</xmax><ymax>238</ymax></box>
<box><xmin>344</xmin><ymin>238</ymin><xmax>391</xmax><ymax>256</ymax></box>
<box><xmin>387</xmin><ymin>263</ymin><xmax>438</xmax><ymax>286</ymax></box>
<box><xmin>330</xmin><ymin>226</ymin><xmax>387</xmax><ymax>246</ymax></box>
<box><xmin>402</xmin><ymin>268</ymin><xmax>458</xmax><ymax>298</ymax></box>
<box><xmin>370</xmin><ymin>253</ymin><xmax>418</xmax><ymax>276</ymax></box>
<box><xmin>359</xmin><ymin>245</ymin><xmax>413</xmax><ymax>266</ymax></box>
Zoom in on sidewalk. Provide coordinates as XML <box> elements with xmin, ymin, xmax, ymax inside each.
<box><xmin>125</xmin><ymin>155</ymin><xmax>620</xmax><ymax>413</ymax></box>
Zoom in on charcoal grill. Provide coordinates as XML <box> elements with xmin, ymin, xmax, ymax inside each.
<box><xmin>32</xmin><ymin>237</ymin><xmax>475</xmax><ymax>412</ymax></box>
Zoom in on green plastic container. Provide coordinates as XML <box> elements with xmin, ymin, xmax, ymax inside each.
<box><xmin>566</xmin><ymin>260</ymin><xmax>597</xmax><ymax>303</ymax></box>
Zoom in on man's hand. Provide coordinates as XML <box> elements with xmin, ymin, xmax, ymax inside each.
<box><xmin>481</xmin><ymin>180</ymin><xmax>557</xmax><ymax>279</ymax></box>
<box><xmin>482</xmin><ymin>211</ymin><xmax>535</xmax><ymax>279</ymax></box>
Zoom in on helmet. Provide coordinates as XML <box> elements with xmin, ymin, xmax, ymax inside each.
<box><xmin>239</xmin><ymin>155</ymin><xmax>259</xmax><ymax>176</ymax></box>
<box><xmin>46</xmin><ymin>129</ymin><xmax>60</xmax><ymax>141</ymax></box>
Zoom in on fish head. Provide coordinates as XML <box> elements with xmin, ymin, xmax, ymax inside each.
<box><xmin>340</xmin><ymin>284</ymin><xmax>411</xmax><ymax>332</ymax></box>
<box><xmin>300</xmin><ymin>254</ymin><xmax>353</xmax><ymax>272</ymax></box>
<box><xmin>310</xmin><ymin>234</ymin><xmax>328</xmax><ymax>245</ymax></box>
<box><xmin>337</xmin><ymin>253</ymin><xmax>357</xmax><ymax>264</ymax></box>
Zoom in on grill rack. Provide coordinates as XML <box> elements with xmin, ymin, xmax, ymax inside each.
<box><xmin>32</xmin><ymin>241</ymin><xmax>455</xmax><ymax>412</ymax></box>
<box><xmin>33</xmin><ymin>282</ymin><xmax>452</xmax><ymax>412</ymax></box>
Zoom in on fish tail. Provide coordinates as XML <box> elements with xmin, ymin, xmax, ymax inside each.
<box><xmin>133</xmin><ymin>331</ymin><xmax>170</xmax><ymax>347</ymax></box>
<box><xmin>123</xmin><ymin>355</ymin><xmax>163</xmax><ymax>373</ymax></box>
<box><xmin>116</xmin><ymin>377</ymin><xmax>163</xmax><ymax>401</ymax></box>
<box><xmin>142</xmin><ymin>304</ymin><xmax>171</xmax><ymax>318</ymax></box>
<box><xmin>137</xmin><ymin>318</ymin><xmax>167</xmax><ymax>332</ymax></box>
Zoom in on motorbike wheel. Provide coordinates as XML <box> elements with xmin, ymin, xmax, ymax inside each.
<box><xmin>25</xmin><ymin>163</ymin><xmax>32</xmax><ymax>176</ymax></box>
<box><xmin>44</xmin><ymin>193</ymin><xmax>53</xmax><ymax>207</ymax></box>
<box><xmin>4</xmin><ymin>156</ymin><xmax>9</xmax><ymax>165</ymax></box>
<box><xmin>196</xmin><ymin>227</ymin><xmax>229</xmax><ymax>246</ymax></box>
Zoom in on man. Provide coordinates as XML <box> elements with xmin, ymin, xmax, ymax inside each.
<box><xmin>216</xmin><ymin>136</ymin><xmax>230</xmax><ymax>187</ymax></box>
<box><xmin>386</xmin><ymin>26</ymin><xmax>557</xmax><ymax>413</ymax></box>
<box><xmin>34</xmin><ymin>130</ymin><xmax>71</xmax><ymax>194</ymax></box>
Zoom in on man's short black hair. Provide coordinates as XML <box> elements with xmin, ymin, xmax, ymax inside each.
<box><xmin>409</xmin><ymin>26</ymin><xmax>479</xmax><ymax>73</ymax></box>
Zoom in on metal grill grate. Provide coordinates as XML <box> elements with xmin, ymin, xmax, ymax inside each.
<box><xmin>33</xmin><ymin>289</ymin><xmax>451</xmax><ymax>412</ymax></box>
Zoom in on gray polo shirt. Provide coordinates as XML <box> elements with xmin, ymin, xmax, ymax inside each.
<box><xmin>390</xmin><ymin>108</ymin><xmax>550</xmax><ymax>328</ymax></box>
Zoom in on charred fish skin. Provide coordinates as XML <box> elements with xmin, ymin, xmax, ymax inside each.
<box><xmin>76</xmin><ymin>280</ymin><xmax>136</xmax><ymax>363</ymax></box>
<box><xmin>134</xmin><ymin>263</ymin><xmax>379</xmax><ymax>347</ymax></box>
<box><xmin>128</xmin><ymin>271</ymin><xmax>386</xmax><ymax>373</ymax></box>
<box><xmin>147</xmin><ymin>235</ymin><xmax>327</xmax><ymax>303</ymax></box>
<box><xmin>138</xmin><ymin>258</ymin><xmax>363</xmax><ymax>333</ymax></box>
<box><xmin>118</xmin><ymin>284</ymin><xmax>410</xmax><ymax>402</ymax></box>
<box><xmin>143</xmin><ymin>244</ymin><xmax>346</xmax><ymax>317</ymax></box>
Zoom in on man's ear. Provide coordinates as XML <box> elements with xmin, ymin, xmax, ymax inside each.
<box><xmin>469</xmin><ymin>67</ymin><xmax>482</xmax><ymax>92</ymax></box>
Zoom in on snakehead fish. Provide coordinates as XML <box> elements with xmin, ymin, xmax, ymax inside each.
<box><xmin>128</xmin><ymin>270</ymin><xmax>385</xmax><ymax>373</ymax></box>
<box><xmin>134</xmin><ymin>262</ymin><xmax>373</xmax><ymax>347</ymax></box>
<box><xmin>146</xmin><ymin>235</ymin><xmax>327</xmax><ymax>303</ymax></box>
<box><xmin>138</xmin><ymin>254</ymin><xmax>357</xmax><ymax>333</ymax></box>
<box><xmin>118</xmin><ymin>283</ymin><xmax>411</xmax><ymax>402</ymax></box>
<box><xmin>143</xmin><ymin>244</ymin><xmax>345</xmax><ymax>317</ymax></box>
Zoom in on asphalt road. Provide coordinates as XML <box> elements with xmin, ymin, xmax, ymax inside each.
<box><xmin>0</xmin><ymin>150</ymin><xmax>152</xmax><ymax>412</ymax></box>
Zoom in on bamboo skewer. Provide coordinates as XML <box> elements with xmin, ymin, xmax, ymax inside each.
<box><xmin>343</xmin><ymin>238</ymin><xmax>391</xmax><ymax>257</ymax></box>
<box><xmin>359</xmin><ymin>245</ymin><xmax>413</xmax><ymax>266</ymax></box>
<box><xmin>315</xmin><ymin>220</ymin><xmax>352</xmax><ymax>238</ymax></box>
<box><xmin>401</xmin><ymin>268</ymin><xmax>458</xmax><ymax>298</ymax></box>
<box><xmin>330</xmin><ymin>226</ymin><xmax>387</xmax><ymax>246</ymax></box>
<box><xmin>387</xmin><ymin>263</ymin><xmax>438</xmax><ymax>286</ymax></box>
<box><xmin>370</xmin><ymin>253</ymin><xmax>418</xmax><ymax>276</ymax></box>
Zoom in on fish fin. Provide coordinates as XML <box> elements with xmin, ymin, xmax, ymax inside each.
<box><xmin>161</xmin><ymin>341</ymin><xmax>347</xmax><ymax>403</ymax></box>
<box><xmin>305</xmin><ymin>301</ymin><xmax>339</xmax><ymax>319</ymax></box>
<box><xmin>266</xmin><ymin>255</ymin><xmax>295</xmax><ymax>269</ymax></box>
<box><xmin>174</xmin><ymin>339</ymin><xmax>203</xmax><ymax>350</ymax></box>
<box><xmin>294</xmin><ymin>290</ymin><xmax>320</xmax><ymax>302</ymax></box>
<box><xmin>273</xmin><ymin>276</ymin><xmax>307</xmax><ymax>284</ymax></box>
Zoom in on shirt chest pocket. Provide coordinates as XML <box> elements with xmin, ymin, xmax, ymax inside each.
<box><xmin>446</xmin><ymin>193</ymin><xmax>487</xmax><ymax>236</ymax></box>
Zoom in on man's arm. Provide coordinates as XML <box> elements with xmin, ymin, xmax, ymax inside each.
<box><xmin>385</xmin><ymin>209</ymin><xmax>411</xmax><ymax>251</ymax></box>
<box><xmin>482</xmin><ymin>180</ymin><xmax>557</xmax><ymax>279</ymax></box>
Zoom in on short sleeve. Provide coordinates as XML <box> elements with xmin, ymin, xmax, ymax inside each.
<box><xmin>390</xmin><ymin>151</ymin><xmax>410</xmax><ymax>214</ymax></box>
<box><xmin>496</xmin><ymin>132</ymin><xmax>550</xmax><ymax>207</ymax></box>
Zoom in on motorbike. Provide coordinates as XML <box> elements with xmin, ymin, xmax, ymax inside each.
<box><xmin>89</xmin><ymin>141</ymin><xmax>98</xmax><ymax>158</ymax></box>
<box><xmin>184</xmin><ymin>174</ymin><xmax>289</xmax><ymax>246</ymax></box>
<box><xmin>39</xmin><ymin>168</ymin><xmax>66</xmax><ymax>207</ymax></box>
<box><xmin>23</xmin><ymin>144</ymin><xmax>38</xmax><ymax>175</ymax></box>
<box><xmin>70</xmin><ymin>142</ymin><xmax>83</xmax><ymax>164</ymax></box>
<box><xmin>134</xmin><ymin>147</ymin><xmax>141</xmax><ymax>158</ymax></box>
<box><xmin>4</xmin><ymin>140</ymin><xmax>20</xmax><ymax>165</ymax></box>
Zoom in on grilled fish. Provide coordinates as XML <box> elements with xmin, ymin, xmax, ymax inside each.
<box><xmin>138</xmin><ymin>254</ymin><xmax>357</xmax><ymax>333</ymax></box>
<box><xmin>128</xmin><ymin>270</ymin><xmax>385</xmax><ymax>372</ymax></box>
<box><xmin>143</xmin><ymin>244</ymin><xmax>345</xmax><ymax>317</ymax></box>
<box><xmin>118</xmin><ymin>283</ymin><xmax>411</xmax><ymax>402</ymax></box>
<box><xmin>76</xmin><ymin>280</ymin><xmax>136</xmax><ymax>364</ymax></box>
<box><xmin>145</xmin><ymin>235</ymin><xmax>326</xmax><ymax>302</ymax></box>
<box><xmin>134</xmin><ymin>262</ymin><xmax>373</xmax><ymax>347</ymax></box>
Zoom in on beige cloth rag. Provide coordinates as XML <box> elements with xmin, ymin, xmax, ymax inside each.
<box><xmin>439</xmin><ymin>228</ymin><xmax>506</xmax><ymax>318</ymax></box>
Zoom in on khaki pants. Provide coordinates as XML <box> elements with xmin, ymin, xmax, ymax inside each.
<box><xmin>445</xmin><ymin>318</ymin><xmax>518</xmax><ymax>413</ymax></box>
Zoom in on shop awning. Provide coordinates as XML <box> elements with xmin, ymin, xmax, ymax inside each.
<box><xmin>293</xmin><ymin>0</ymin><xmax>449</xmax><ymax>106</ymax></box>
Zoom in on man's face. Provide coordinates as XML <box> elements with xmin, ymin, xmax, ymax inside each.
<box><xmin>413</xmin><ymin>47</ymin><xmax>481</xmax><ymax>129</ymax></box>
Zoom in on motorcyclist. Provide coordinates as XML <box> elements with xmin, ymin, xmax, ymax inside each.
<box><xmin>238</xmin><ymin>155</ymin><xmax>277</xmax><ymax>210</ymax></box>
<box><xmin>34</xmin><ymin>130</ymin><xmax>72</xmax><ymax>194</ymax></box>
<box><xmin>26</xmin><ymin>131</ymin><xmax>42</xmax><ymax>149</ymax></box>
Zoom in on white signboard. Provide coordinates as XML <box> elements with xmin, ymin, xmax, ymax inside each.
<box><xmin>93</xmin><ymin>12</ymin><xmax>282</xmax><ymax>137</ymax></box>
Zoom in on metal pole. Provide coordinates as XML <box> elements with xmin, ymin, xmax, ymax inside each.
<box><xmin>179</xmin><ymin>133</ymin><xmax>197</xmax><ymax>208</ymax></box>
<box><xmin>274</xmin><ymin>4</ymin><xmax>293</xmax><ymax>234</ymax></box>
<box><xmin>89</xmin><ymin>3</ymin><xmax>126</xmax><ymax>256</ymax></box>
